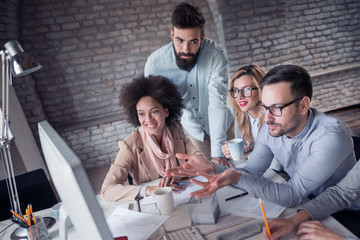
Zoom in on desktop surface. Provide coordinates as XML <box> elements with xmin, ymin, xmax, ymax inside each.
<box><xmin>0</xmin><ymin>169</ymin><xmax>356</xmax><ymax>240</ymax></box>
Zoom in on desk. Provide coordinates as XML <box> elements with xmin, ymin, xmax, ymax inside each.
<box><xmin>0</xmin><ymin>198</ymin><xmax>137</xmax><ymax>240</ymax></box>
<box><xmin>0</xmin><ymin>170</ymin><xmax>356</xmax><ymax>240</ymax></box>
<box><xmin>141</xmin><ymin>168</ymin><xmax>357</xmax><ymax>240</ymax></box>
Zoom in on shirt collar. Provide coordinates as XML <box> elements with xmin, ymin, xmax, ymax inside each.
<box><xmin>248</xmin><ymin>113</ymin><xmax>259</xmax><ymax>124</ymax></box>
<box><xmin>286</xmin><ymin>108</ymin><xmax>314</xmax><ymax>140</ymax></box>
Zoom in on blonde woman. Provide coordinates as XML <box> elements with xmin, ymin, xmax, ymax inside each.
<box><xmin>222</xmin><ymin>65</ymin><xmax>282</xmax><ymax>170</ymax></box>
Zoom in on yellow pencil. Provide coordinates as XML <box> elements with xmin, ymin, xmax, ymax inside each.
<box><xmin>26</xmin><ymin>207</ymin><xmax>31</xmax><ymax>226</ymax></box>
<box><xmin>259</xmin><ymin>198</ymin><xmax>271</xmax><ymax>238</ymax></box>
<box><xmin>10</xmin><ymin>210</ymin><xmax>27</xmax><ymax>224</ymax></box>
<box><xmin>33</xmin><ymin>213</ymin><xmax>39</xmax><ymax>237</ymax></box>
<box><xmin>26</xmin><ymin>206</ymin><xmax>34</xmax><ymax>240</ymax></box>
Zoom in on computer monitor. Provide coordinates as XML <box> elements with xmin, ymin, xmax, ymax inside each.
<box><xmin>38</xmin><ymin>120</ymin><xmax>113</xmax><ymax>240</ymax></box>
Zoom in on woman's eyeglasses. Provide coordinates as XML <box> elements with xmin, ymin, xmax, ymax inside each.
<box><xmin>229</xmin><ymin>87</ymin><xmax>258</xmax><ymax>98</ymax></box>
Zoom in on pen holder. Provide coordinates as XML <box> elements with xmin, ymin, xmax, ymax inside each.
<box><xmin>25</xmin><ymin>217</ymin><xmax>51</xmax><ymax>240</ymax></box>
<box><xmin>187</xmin><ymin>193</ymin><xmax>220</xmax><ymax>225</ymax></box>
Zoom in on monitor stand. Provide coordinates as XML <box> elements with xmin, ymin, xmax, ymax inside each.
<box><xmin>59</xmin><ymin>204</ymin><xmax>72</xmax><ymax>240</ymax></box>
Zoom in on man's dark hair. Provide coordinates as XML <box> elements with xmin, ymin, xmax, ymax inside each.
<box><xmin>172</xmin><ymin>2</ymin><xmax>206</xmax><ymax>34</ymax></box>
<box><xmin>260</xmin><ymin>65</ymin><xmax>313</xmax><ymax>100</ymax></box>
<box><xmin>119</xmin><ymin>75</ymin><xmax>184</xmax><ymax>127</ymax></box>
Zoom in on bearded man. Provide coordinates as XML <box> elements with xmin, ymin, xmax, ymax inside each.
<box><xmin>145</xmin><ymin>3</ymin><xmax>233</xmax><ymax>162</ymax></box>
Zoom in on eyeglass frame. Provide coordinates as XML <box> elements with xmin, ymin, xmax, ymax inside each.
<box><xmin>257</xmin><ymin>97</ymin><xmax>304</xmax><ymax>117</ymax></box>
<box><xmin>229</xmin><ymin>87</ymin><xmax>258</xmax><ymax>98</ymax></box>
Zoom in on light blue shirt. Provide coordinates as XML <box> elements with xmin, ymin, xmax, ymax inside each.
<box><xmin>301</xmin><ymin>159</ymin><xmax>360</xmax><ymax>220</ymax></box>
<box><xmin>216</xmin><ymin>108</ymin><xmax>356</xmax><ymax>207</ymax></box>
<box><xmin>144</xmin><ymin>38</ymin><xmax>233</xmax><ymax>157</ymax></box>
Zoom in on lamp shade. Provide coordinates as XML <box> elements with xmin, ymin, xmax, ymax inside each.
<box><xmin>4</xmin><ymin>40</ymin><xmax>42</xmax><ymax>77</ymax></box>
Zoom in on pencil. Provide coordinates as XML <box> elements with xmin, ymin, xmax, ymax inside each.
<box><xmin>26</xmin><ymin>207</ymin><xmax>34</xmax><ymax>240</ymax></box>
<box><xmin>259</xmin><ymin>198</ymin><xmax>271</xmax><ymax>237</ymax></box>
<box><xmin>26</xmin><ymin>207</ymin><xmax>31</xmax><ymax>226</ymax></box>
<box><xmin>33</xmin><ymin>213</ymin><xmax>39</xmax><ymax>237</ymax></box>
<box><xmin>10</xmin><ymin>210</ymin><xmax>27</xmax><ymax>224</ymax></box>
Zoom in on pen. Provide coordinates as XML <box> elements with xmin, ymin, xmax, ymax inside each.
<box><xmin>11</xmin><ymin>215</ymin><xmax>29</xmax><ymax>228</ymax></box>
<box><xmin>225</xmin><ymin>192</ymin><xmax>248</xmax><ymax>201</ymax></box>
<box><xmin>259</xmin><ymin>198</ymin><xmax>271</xmax><ymax>238</ymax></box>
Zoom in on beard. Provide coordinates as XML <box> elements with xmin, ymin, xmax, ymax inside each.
<box><xmin>266</xmin><ymin>110</ymin><xmax>301</xmax><ymax>138</ymax></box>
<box><xmin>173</xmin><ymin>44</ymin><xmax>200</xmax><ymax>72</ymax></box>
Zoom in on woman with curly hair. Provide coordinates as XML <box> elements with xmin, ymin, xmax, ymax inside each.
<box><xmin>221</xmin><ymin>65</ymin><xmax>282</xmax><ymax>170</ymax></box>
<box><xmin>101</xmin><ymin>75</ymin><xmax>203</xmax><ymax>201</ymax></box>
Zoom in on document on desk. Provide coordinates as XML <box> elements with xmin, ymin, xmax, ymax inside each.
<box><xmin>141</xmin><ymin>176</ymin><xmax>207</xmax><ymax>207</ymax></box>
<box><xmin>226</xmin><ymin>195</ymin><xmax>286</xmax><ymax>219</ymax></box>
<box><xmin>107</xmin><ymin>207</ymin><xmax>168</xmax><ymax>239</ymax></box>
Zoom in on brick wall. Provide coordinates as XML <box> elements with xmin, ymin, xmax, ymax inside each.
<box><xmin>2</xmin><ymin>0</ymin><xmax>360</xmax><ymax>170</ymax></box>
<box><xmin>0</xmin><ymin>0</ymin><xmax>19</xmax><ymax>44</ymax></box>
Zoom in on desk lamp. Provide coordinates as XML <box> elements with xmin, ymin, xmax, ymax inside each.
<box><xmin>0</xmin><ymin>40</ymin><xmax>42</xmax><ymax>217</ymax></box>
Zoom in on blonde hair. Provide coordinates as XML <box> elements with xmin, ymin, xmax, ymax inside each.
<box><xmin>229</xmin><ymin>65</ymin><xmax>265</xmax><ymax>149</ymax></box>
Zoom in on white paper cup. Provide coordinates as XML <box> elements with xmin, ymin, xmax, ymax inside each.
<box><xmin>227</xmin><ymin>138</ymin><xmax>244</xmax><ymax>161</ymax></box>
<box><xmin>152</xmin><ymin>187</ymin><xmax>174</xmax><ymax>215</ymax></box>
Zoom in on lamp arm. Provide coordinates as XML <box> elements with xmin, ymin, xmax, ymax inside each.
<box><xmin>0</xmin><ymin>50</ymin><xmax>22</xmax><ymax>215</ymax></box>
<box><xmin>0</xmin><ymin>41</ymin><xmax>42</xmax><ymax>216</ymax></box>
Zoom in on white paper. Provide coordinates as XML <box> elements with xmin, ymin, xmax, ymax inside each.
<box><xmin>106</xmin><ymin>207</ymin><xmax>168</xmax><ymax>239</ymax></box>
<box><xmin>226</xmin><ymin>195</ymin><xmax>286</xmax><ymax>219</ymax></box>
<box><xmin>140</xmin><ymin>176</ymin><xmax>207</xmax><ymax>207</ymax></box>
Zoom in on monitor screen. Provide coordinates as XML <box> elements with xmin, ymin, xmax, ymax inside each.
<box><xmin>38</xmin><ymin>120</ymin><xmax>113</xmax><ymax>240</ymax></box>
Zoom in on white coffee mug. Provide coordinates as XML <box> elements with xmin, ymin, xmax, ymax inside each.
<box><xmin>152</xmin><ymin>187</ymin><xmax>174</xmax><ymax>215</ymax></box>
<box><xmin>227</xmin><ymin>138</ymin><xmax>244</xmax><ymax>161</ymax></box>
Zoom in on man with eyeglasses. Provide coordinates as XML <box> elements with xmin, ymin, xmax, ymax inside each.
<box><xmin>167</xmin><ymin>65</ymin><xmax>356</xmax><ymax>213</ymax></box>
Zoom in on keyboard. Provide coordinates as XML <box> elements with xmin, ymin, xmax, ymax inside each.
<box><xmin>163</xmin><ymin>226</ymin><xmax>205</xmax><ymax>240</ymax></box>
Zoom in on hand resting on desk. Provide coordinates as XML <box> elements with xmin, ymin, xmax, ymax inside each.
<box><xmin>145</xmin><ymin>176</ymin><xmax>185</xmax><ymax>196</ymax></box>
<box><xmin>296</xmin><ymin>221</ymin><xmax>346</xmax><ymax>240</ymax></box>
<box><xmin>262</xmin><ymin>209</ymin><xmax>347</xmax><ymax>240</ymax></box>
<box><xmin>263</xmin><ymin>220</ymin><xmax>346</xmax><ymax>240</ymax></box>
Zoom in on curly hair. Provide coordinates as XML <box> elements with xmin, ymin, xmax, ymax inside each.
<box><xmin>229</xmin><ymin>65</ymin><xmax>265</xmax><ymax>148</ymax></box>
<box><xmin>119</xmin><ymin>75</ymin><xmax>184</xmax><ymax>127</ymax></box>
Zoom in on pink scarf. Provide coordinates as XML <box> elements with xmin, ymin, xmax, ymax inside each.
<box><xmin>141</xmin><ymin>126</ymin><xmax>178</xmax><ymax>177</ymax></box>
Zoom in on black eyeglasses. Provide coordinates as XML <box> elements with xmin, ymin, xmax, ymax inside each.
<box><xmin>257</xmin><ymin>97</ymin><xmax>304</xmax><ymax>117</ymax></box>
<box><xmin>229</xmin><ymin>87</ymin><xmax>258</xmax><ymax>98</ymax></box>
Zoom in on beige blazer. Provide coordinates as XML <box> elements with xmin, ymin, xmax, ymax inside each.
<box><xmin>100</xmin><ymin>124</ymin><xmax>202</xmax><ymax>201</ymax></box>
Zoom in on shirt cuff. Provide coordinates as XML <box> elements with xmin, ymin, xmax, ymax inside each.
<box><xmin>211</xmin><ymin>145</ymin><xmax>225</xmax><ymax>158</ymax></box>
<box><xmin>215</xmin><ymin>162</ymin><xmax>231</xmax><ymax>174</ymax></box>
